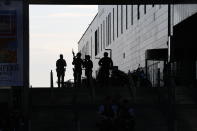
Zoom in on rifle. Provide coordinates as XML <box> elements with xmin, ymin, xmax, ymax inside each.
<box><xmin>72</xmin><ymin>49</ymin><xmax>76</xmax><ymax>72</ymax></box>
<box><xmin>72</xmin><ymin>49</ymin><xmax>75</xmax><ymax>59</ymax></box>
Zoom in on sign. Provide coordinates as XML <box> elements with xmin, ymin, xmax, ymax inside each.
<box><xmin>0</xmin><ymin>10</ymin><xmax>17</xmax><ymax>63</ymax></box>
<box><xmin>0</xmin><ymin>1</ymin><xmax>23</xmax><ymax>86</ymax></box>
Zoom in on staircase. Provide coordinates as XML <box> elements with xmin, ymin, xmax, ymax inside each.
<box><xmin>175</xmin><ymin>86</ymin><xmax>197</xmax><ymax>131</ymax></box>
<box><xmin>29</xmin><ymin>84</ymin><xmax>171</xmax><ymax>131</ymax></box>
<box><xmin>30</xmin><ymin>85</ymin><xmax>132</xmax><ymax>131</ymax></box>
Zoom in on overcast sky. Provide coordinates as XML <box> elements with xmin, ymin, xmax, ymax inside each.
<box><xmin>30</xmin><ymin>5</ymin><xmax>98</xmax><ymax>87</ymax></box>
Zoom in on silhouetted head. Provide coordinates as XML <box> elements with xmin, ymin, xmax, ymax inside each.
<box><xmin>60</xmin><ymin>54</ymin><xmax>63</xmax><ymax>59</ymax></box>
<box><xmin>85</xmin><ymin>55</ymin><xmax>90</xmax><ymax>60</ymax></box>
<box><xmin>104</xmin><ymin>52</ymin><xmax>108</xmax><ymax>57</ymax></box>
<box><xmin>77</xmin><ymin>53</ymin><xmax>81</xmax><ymax>58</ymax></box>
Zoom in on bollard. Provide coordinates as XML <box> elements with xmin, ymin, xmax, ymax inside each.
<box><xmin>50</xmin><ymin>70</ymin><xmax>54</xmax><ymax>88</ymax></box>
<box><xmin>50</xmin><ymin>70</ymin><xmax>54</xmax><ymax>99</ymax></box>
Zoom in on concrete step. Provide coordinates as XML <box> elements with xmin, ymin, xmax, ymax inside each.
<box><xmin>176</xmin><ymin>105</ymin><xmax>197</xmax><ymax>131</ymax></box>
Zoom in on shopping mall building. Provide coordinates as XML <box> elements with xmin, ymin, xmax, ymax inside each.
<box><xmin>78</xmin><ymin>5</ymin><xmax>197</xmax><ymax>87</ymax></box>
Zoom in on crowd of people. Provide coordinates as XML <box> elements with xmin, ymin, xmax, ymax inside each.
<box><xmin>56</xmin><ymin>50</ymin><xmax>153</xmax><ymax>89</ymax></box>
<box><xmin>97</xmin><ymin>95</ymin><xmax>135</xmax><ymax>131</ymax></box>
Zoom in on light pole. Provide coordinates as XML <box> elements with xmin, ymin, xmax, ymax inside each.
<box><xmin>168</xmin><ymin>4</ymin><xmax>176</xmax><ymax>131</ymax></box>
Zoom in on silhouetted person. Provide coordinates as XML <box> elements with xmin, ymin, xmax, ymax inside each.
<box><xmin>83</xmin><ymin>55</ymin><xmax>93</xmax><ymax>87</ymax></box>
<box><xmin>56</xmin><ymin>54</ymin><xmax>67</xmax><ymax>88</ymax></box>
<box><xmin>117</xmin><ymin>99</ymin><xmax>135</xmax><ymax>131</ymax></box>
<box><xmin>97</xmin><ymin>96</ymin><xmax>119</xmax><ymax>131</ymax></box>
<box><xmin>98</xmin><ymin>52</ymin><xmax>113</xmax><ymax>87</ymax></box>
<box><xmin>72</xmin><ymin>52</ymin><xmax>83</xmax><ymax>88</ymax></box>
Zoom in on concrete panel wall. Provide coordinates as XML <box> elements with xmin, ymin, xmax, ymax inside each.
<box><xmin>78</xmin><ymin>4</ymin><xmax>197</xmax><ymax>78</ymax></box>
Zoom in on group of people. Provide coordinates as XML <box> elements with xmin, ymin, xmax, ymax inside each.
<box><xmin>130</xmin><ymin>66</ymin><xmax>152</xmax><ymax>88</ymax></box>
<box><xmin>56</xmin><ymin>51</ymin><xmax>113</xmax><ymax>88</ymax></box>
<box><xmin>72</xmin><ymin>52</ymin><xmax>93</xmax><ymax>88</ymax></box>
<box><xmin>97</xmin><ymin>95</ymin><xmax>135</xmax><ymax>131</ymax></box>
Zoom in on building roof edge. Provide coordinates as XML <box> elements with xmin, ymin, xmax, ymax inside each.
<box><xmin>78</xmin><ymin>13</ymin><xmax>98</xmax><ymax>44</ymax></box>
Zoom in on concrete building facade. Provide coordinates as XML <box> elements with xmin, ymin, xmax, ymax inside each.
<box><xmin>78</xmin><ymin>4</ymin><xmax>197</xmax><ymax>87</ymax></box>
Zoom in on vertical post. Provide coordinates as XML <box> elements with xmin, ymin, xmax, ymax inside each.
<box><xmin>168</xmin><ymin>4</ymin><xmax>172</xmax><ymax>63</ymax></box>
<box><xmin>168</xmin><ymin>4</ymin><xmax>176</xmax><ymax>131</ymax></box>
<box><xmin>50</xmin><ymin>70</ymin><xmax>54</xmax><ymax>99</ymax></box>
<box><xmin>23</xmin><ymin>0</ymin><xmax>29</xmax><ymax>130</ymax></box>
<box><xmin>50</xmin><ymin>70</ymin><xmax>54</xmax><ymax>88</ymax></box>
<box><xmin>168</xmin><ymin>4</ymin><xmax>172</xmax><ymax>131</ymax></box>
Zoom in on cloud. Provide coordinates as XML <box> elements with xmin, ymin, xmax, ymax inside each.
<box><xmin>48</xmin><ymin>12</ymin><xmax>96</xmax><ymax>18</ymax></box>
<box><xmin>30</xmin><ymin>30</ymin><xmax>85</xmax><ymax>42</ymax></box>
<box><xmin>31</xmin><ymin>33</ymin><xmax>67</xmax><ymax>38</ymax></box>
<box><xmin>67</xmin><ymin>5</ymin><xmax>98</xmax><ymax>9</ymax></box>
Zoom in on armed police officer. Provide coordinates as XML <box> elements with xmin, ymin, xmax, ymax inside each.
<box><xmin>83</xmin><ymin>55</ymin><xmax>93</xmax><ymax>88</ymax></box>
<box><xmin>56</xmin><ymin>54</ymin><xmax>67</xmax><ymax>88</ymax></box>
<box><xmin>98</xmin><ymin>52</ymin><xmax>113</xmax><ymax>87</ymax></box>
<box><xmin>72</xmin><ymin>52</ymin><xmax>84</xmax><ymax>88</ymax></box>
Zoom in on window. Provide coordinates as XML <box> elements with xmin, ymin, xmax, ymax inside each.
<box><xmin>98</xmin><ymin>28</ymin><xmax>99</xmax><ymax>53</ymax></box>
<box><xmin>117</xmin><ymin>5</ymin><xmax>119</xmax><ymax>38</ymax></box>
<box><xmin>137</xmin><ymin>5</ymin><xmax>140</xmax><ymax>20</ymax></box>
<box><xmin>109</xmin><ymin>13</ymin><xmax>111</xmax><ymax>44</ymax></box>
<box><xmin>131</xmin><ymin>5</ymin><xmax>133</xmax><ymax>25</ymax></box>
<box><xmin>108</xmin><ymin>14</ymin><xmax>109</xmax><ymax>45</ymax></box>
<box><xmin>106</xmin><ymin>16</ymin><xmax>108</xmax><ymax>46</ymax></box>
<box><xmin>95</xmin><ymin>30</ymin><xmax>97</xmax><ymax>56</ymax></box>
<box><xmin>91</xmin><ymin>36</ymin><xmax>92</xmax><ymax>58</ymax></box>
<box><xmin>103</xmin><ymin>21</ymin><xmax>105</xmax><ymax>49</ymax></box>
<box><xmin>113</xmin><ymin>8</ymin><xmax>114</xmax><ymax>41</ymax></box>
<box><xmin>107</xmin><ymin>14</ymin><xmax>110</xmax><ymax>46</ymax></box>
<box><xmin>101</xmin><ymin>24</ymin><xmax>102</xmax><ymax>51</ymax></box>
<box><xmin>121</xmin><ymin>5</ymin><xmax>123</xmax><ymax>34</ymax></box>
<box><xmin>126</xmin><ymin>5</ymin><xmax>128</xmax><ymax>29</ymax></box>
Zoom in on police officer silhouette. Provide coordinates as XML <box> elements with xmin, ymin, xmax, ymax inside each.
<box><xmin>83</xmin><ymin>55</ymin><xmax>93</xmax><ymax>87</ymax></box>
<box><xmin>72</xmin><ymin>52</ymin><xmax>84</xmax><ymax>88</ymax></box>
<box><xmin>56</xmin><ymin>54</ymin><xmax>67</xmax><ymax>88</ymax></box>
<box><xmin>98</xmin><ymin>52</ymin><xmax>113</xmax><ymax>87</ymax></box>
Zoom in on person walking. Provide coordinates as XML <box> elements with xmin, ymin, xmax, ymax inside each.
<box><xmin>56</xmin><ymin>54</ymin><xmax>67</xmax><ymax>88</ymax></box>
<box><xmin>98</xmin><ymin>52</ymin><xmax>113</xmax><ymax>87</ymax></box>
